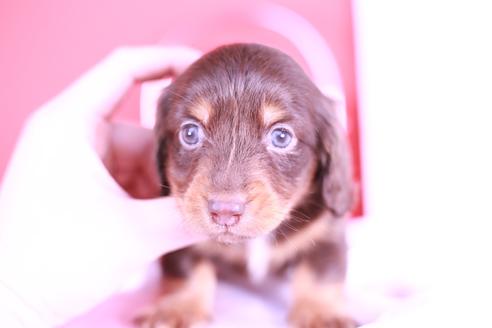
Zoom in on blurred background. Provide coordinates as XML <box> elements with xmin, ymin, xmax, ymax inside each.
<box><xmin>2</xmin><ymin>0</ymin><xmax>492</xmax><ymax>327</ymax></box>
<box><xmin>0</xmin><ymin>0</ymin><xmax>363</xmax><ymax>218</ymax></box>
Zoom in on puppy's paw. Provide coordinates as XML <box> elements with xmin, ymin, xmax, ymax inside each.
<box><xmin>134</xmin><ymin>297</ymin><xmax>211</xmax><ymax>328</ymax></box>
<box><xmin>288</xmin><ymin>300</ymin><xmax>356</xmax><ymax>328</ymax></box>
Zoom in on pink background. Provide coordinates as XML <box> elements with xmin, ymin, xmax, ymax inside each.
<box><xmin>0</xmin><ymin>0</ymin><xmax>362</xmax><ymax>215</ymax></box>
<box><xmin>3</xmin><ymin>2</ymin><xmax>491</xmax><ymax>326</ymax></box>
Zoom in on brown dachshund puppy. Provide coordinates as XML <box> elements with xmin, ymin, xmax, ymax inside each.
<box><xmin>139</xmin><ymin>43</ymin><xmax>355</xmax><ymax>328</ymax></box>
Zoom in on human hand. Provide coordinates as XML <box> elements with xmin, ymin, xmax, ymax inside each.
<box><xmin>0</xmin><ymin>46</ymin><xmax>205</xmax><ymax>327</ymax></box>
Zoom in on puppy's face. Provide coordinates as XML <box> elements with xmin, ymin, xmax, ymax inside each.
<box><xmin>156</xmin><ymin>44</ymin><xmax>352</xmax><ymax>243</ymax></box>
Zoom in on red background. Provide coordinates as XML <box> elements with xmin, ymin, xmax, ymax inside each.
<box><xmin>0</xmin><ymin>0</ymin><xmax>362</xmax><ymax>215</ymax></box>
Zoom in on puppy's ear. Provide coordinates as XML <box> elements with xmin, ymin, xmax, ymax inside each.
<box><xmin>155</xmin><ymin>136</ymin><xmax>170</xmax><ymax>196</ymax></box>
<box><xmin>155</xmin><ymin>87</ymin><xmax>172</xmax><ymax>196</ymax></box>
<box><xmin>315</xmin><ymin>96</ymin><xmax>354</xmax><ymax>217</ymax></box>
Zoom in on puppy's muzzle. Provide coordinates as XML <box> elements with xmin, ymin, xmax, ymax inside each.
<box><xmin>208</xmin><ymin>198</ymin><xmax>245</xmax><ymax>226</ymax></box>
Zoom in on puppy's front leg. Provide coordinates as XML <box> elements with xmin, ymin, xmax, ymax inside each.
<box><xmin>136</xmin><ymin>259</ymin><xmax>216</xmax><ymax>328</ymax></box>
<box><xmin>288</xmin><ymin>240</ymin><xmax>355</xmax><ymax>328</ymax></box>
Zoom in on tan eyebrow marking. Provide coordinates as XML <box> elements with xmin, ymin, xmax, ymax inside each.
<box><xmin>189</xmin><ymin>98</ymin><xmax>213</xmax><ymax>125</ymax></box>
<box><xmin>262</xmin><ymin>104</ymin><xmax>288</xmax><ymax>126</ymax></box>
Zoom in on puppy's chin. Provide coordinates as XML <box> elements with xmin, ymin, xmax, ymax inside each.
<box><xmin>213</xmin><ymin>232</ymin><xmax>251</xmax><ymax>245</ymax></box>
<box><xmin>208</xmin><ymin>218</ymin><xmax>284</xmax><ymax>245</ymax></box>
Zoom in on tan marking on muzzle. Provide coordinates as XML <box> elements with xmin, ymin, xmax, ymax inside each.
<box><xmin>179</xmin><ymin>162</ymin><xmax>212</xmax><ymax>232</ymax></box>
<box><xmin>243</xmin><ymin>177</ymin><xmax>289</xmax><ymax>235</ymax></box>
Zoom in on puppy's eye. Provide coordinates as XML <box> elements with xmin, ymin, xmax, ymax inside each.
<box><xmin>270</xmin><ymin>127</ymin><xmax>293</xmax><ymax>149</ymax></box>
<box><xmin>180</xmin><ymin>123</ymin><xmax>203</xmax><ymax>148</ymax></box>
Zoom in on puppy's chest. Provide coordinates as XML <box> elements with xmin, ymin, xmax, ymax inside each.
<box><xmin>195</xmin><ymin>237</ymin><xmax>273</xmax><ymax>282</ymax></box>
<box><xmin>196</xmin><ymin>218</ymin><xmax>333</xmax><ymax>282</ymax></box>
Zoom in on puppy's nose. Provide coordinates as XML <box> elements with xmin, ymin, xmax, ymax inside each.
<box><xmin>208</xmin><ymin>199</ymin><xmax>245</xmax><ymax>226</ymax></box>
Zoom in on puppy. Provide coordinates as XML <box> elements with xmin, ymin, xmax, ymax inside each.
<box><xmin>138</xmin><ymin>43</ymin><xmax>355</xmax><ymax>328</ymax></box>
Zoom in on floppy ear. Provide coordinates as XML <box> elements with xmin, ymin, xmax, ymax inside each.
<box><xmin>154</xmin><ymin>87</ymin><xmax>173</xmax><ymax>196</ymax></box>
<box><xmin>155</xmin><ymin>136</ymin><xmax>170</xmax><ymax>196</ymax></box>
<box><xmin>315</xmin><ymin>96</ymin><xmax>354</xmax><ymax>217</ymax></box>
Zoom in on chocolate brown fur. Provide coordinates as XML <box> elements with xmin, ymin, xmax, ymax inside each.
<box><xmin>140</xmin><ymin>44</ymin><xmax>355</xmax><ymax>328</ymax></box>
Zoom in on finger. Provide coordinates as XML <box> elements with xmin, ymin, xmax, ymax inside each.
<box><xmin>44</xmin><ymin>46</ymin><xmax>201</xmax><ymax>121</ymax></box>
<box><xmin>102</xmin><ymin>122</ymin><xmax>155</xmax><ymax>164</ymax></box>
<box><xmin>126</xmin><ymin>197</ymin><xmax>207</xmax><ymax>259</ymax></box>
<box><xmin>140</xmin><ymin>78</ymin><xmax>172</xmax><ymax>129</ymax></box>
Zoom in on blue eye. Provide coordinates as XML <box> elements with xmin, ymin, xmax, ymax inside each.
<box><xmin>180</xmin><ymin>123</ymin><xmax>203</xmax><ymax>147</ymax></box>
<box><xmin>271</xmin><ymin>127</ymin><xmax>293</xmax><ymax>148</ymax></box>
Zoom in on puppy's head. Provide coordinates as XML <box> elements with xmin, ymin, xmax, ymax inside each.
<box><xmin>156</xmin><ymin>44</ymin><xmax>353</xmax><ymax>243</ymax></box>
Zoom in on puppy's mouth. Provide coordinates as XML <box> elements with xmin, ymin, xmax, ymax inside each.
<box><xmin>211</xmin><ymin>227</ymin><xmax>253</xmax><ymax>244</ymax></box>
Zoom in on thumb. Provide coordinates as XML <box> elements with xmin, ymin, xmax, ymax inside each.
<box><xmin>125</xmin><ymin>197</ymin><xmax>206</xmax><ymax>261</ymax></box>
